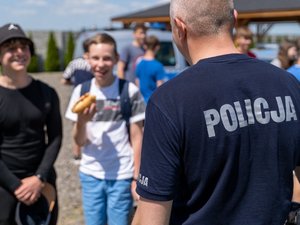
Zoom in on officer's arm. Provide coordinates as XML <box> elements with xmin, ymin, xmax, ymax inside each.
<box><xmin>132</xmin><ymin>197</ymin><xmax>173</xmax><ymax>225</ymax></box>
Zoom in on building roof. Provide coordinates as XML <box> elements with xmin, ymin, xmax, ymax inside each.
<box><xmin>111</xmin><ymin>0</ymin><xmax>300</xmax><ymax>26</ymax></box>
<box><xmin>111</xmin><ymin>3</ymin><xmax>170</xmax><ymax>24</ymax></box>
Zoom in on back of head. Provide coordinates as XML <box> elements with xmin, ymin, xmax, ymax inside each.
<box><xmin>144</xmin><ymin>35</ymin><xmax>159</xmax><ymax>50</ymax></box>
<box><xmin>278</xmin><ymin>40</ymin><xmax>295</xmax><ymax>55</ymax></box>
<box><xmin>82</xmin><ymin>37</ymin><xmax>90</xmax><ymax>53</ymax></box>
<box><xmin>170</xmin><ymin>0</ymin><xmax>235</xmax><ymax>37</ymax></box>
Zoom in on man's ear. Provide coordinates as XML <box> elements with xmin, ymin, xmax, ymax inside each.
<box><xmin>173</xmin><ymin>17</ymin><xmax>187</xmax><ymax>40</ymax></box>
<box><xmin>233</xmin><ymin>9</ymin><xmax>238</xmax><ymax>28</ymax></box>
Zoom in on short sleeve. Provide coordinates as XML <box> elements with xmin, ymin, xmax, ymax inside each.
<box><xmin>135</xmin><ymin>58</ymin><xmax>143</xmax><ymax>79</ymax></box>
<box><xmin>65</xmin><ymin>84</ymin><xmax>81</xmax><ymax>122</ymax></box>
<box><xmin>156</xmin><ymin>62</ymin><xmax>166</xmax><ymax>81</ymax></box>
<box><xmin>63</xmin><ymin>61</ymin><xmax>73</xmax><ymax>79</ymax></box>
<box><xmin>119</xmin><ymin>45</ymin><xmax>130</xmax><ymax>63</ymax></box>
<box><xmin>136</xmin><ymin>100</ymin><xmax>181</xmax><ymax>201</ymax></box>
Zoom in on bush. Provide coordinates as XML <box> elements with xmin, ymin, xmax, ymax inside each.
<box><xmin>27</xmin><ymin>32</ymin><xmax>39</xmax><ymax>73</ymax></box>
<box><xmin>28</xmin><ymin>54</ymin><xmax>39</xmax><ymax>73</ymax></box>
<box><xmin>45</xmin><ymin>32</ymin><xmax>60</xmax><ymax>72</ymax></box>
<box><xmin>64</xmin><ymin>32</ymin><xmax>75</xmax><ymax>68</ymax></box>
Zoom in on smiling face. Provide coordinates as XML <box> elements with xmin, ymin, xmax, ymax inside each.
<box><xmin>0</xmin><ymin>39</ymin><xmax>31</xmax><ymax>74</ymax></box>
<box><xmin>87</xmin><ymin>42</ymin><xmax>118</xmax><ymax>87</ymax></box>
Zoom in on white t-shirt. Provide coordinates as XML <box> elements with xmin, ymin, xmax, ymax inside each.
<box><xmin>65</xmin><ymin>77</ymin><xmax>145</xmax><ymax>180</ymax></box>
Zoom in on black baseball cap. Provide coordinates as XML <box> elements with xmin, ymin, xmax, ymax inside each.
<box><xmin>0</xmin><ymin>23</ymin><xmax>34</xmax><ymax>55</ymax></box>
<box><xmin>15</xmin><ymin>183</ymin><xmax>56</xmax><ymax>225</ymax></box>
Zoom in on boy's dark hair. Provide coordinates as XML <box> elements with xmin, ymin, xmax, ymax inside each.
<box><xmin>144</xmin><ymin>35</ymin><xmax>160</xmax><ymax>50</ymax></box>
<box><xmin>133</xmin><ymin>23</ymin><xmax>147</xmax><ymax>32</ymax></box>
<box><xmin>82</xmin><ymin>38</ymin><xmax>90</xmax><ymax>53</ymax></box>
<box><xmin>0</xmin><ymin>23</ymin><xmax>34</xmax><ymax>55</ymax></box>
<box><xmin>0</xmin><ymin>38</ymin><xmax>34</xmax><ymax>55</ymax></box>
<box><xmin>86</xmin><ymin>33</ymin><xmax>118</xmax><ymax>56</ymax></box>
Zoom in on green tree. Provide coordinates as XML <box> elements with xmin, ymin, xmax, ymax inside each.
<box><xmin>266</xmin><ymin>35</ymin><xmax>272</xmax><ymax>43</ymax></box>
<box><xmin>27</xmin><ymin>32</ymin><xmax>39</xmax><ymax>73</ymax></box>
<box><xmin>45</xmin><ymin>32</ymin><xmax>60</xmax><ymax>72</ymax></box>
<box><xmin>276</xmin><ymin>36</ymin><xmax>283</xmax><ymax>44</ymax></box>
<box><xmin>64</xmin><ymin>32</ymin><xmax>75</xmax><ymax>68</ymax></box>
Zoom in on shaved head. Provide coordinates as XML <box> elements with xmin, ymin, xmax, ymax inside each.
<box><xmin>170</xmin><ymin>0</ymin><xmax>235</xmax><ymax>36</ymax></box>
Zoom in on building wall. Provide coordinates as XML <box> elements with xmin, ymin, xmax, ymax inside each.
<box><xmin>26</xmin><ymin>30</ymin><xmax>77</xmax><ymax>71</ymax></box>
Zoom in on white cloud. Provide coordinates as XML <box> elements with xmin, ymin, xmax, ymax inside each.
<box><xmin>56</xmin><ymin>0</ymin><xmax>122</xmax><ymax>15</ymax></box>
<box><xmin>128</xmin><ymin>0</ymin><xmax>169</xmax><ymax>11</ymax></box>
<box><xmin>65</xmin><ymin>0</ymin><xmax>98</xmax><ymax>4</ymax></box>
<box><xmin>55</xmin><ymin>0</ymin><xmax>169</xmax><ymax>16</ymax></box>
<box><xmin>0</xmin><ymin>0</ymin><xmax>171</xmax><ymax>31</ymax></box>
<box><xmin>156</xmin><ymin>0</ymin><xmax>170</xmax><ymax>3</ymax></box>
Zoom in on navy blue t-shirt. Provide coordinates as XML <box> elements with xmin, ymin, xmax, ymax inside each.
<box><xmin>136</xmin><ymin>54</ymin><xmax>300</xmax><ymax>225</ymax></box>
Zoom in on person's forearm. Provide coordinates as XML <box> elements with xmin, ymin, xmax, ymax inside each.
<box><xmin>135</xmin><ymin>79</ymin><xmax>140</xmax><ymax>88</ymax></box>
<box><xmin>157</xmin><ymin>80</ymin><xmax>164</xmax><ymax>87</ymax></box>
<box><xmin>73</xmin><ymin>105</ymin><xmax>97</xmax><ymax>147</ymax></box>
<box><xmin>117</xmin><ymin>61</ymin><xmax>125</xmax><ymax>79</ymax></box>
<box><xmin>118</xmin><ymin>71</ymin><xmax>125</xmax><ymax>79</ymax></box>
<box><xmin>0</xmin><ymin>160</ymin><xmax>21</xmax><ymax>193</ymax></box>
<box><xmin>130</xmin><ymin>122</ymin><xmax>143</xmax><ymax>178</ymax></box>
<box><xmin>60</xmin><ymin>78</ymin><xmax>72</xmax><ymax>85</ymax></box>
<box><xmin>36</xmin><ymin>92</ymin><xmax>62</xmax><ymax>179</ymax></box>
<box><xmin>73</xmin><ymin>122</ymin><xmax>87</xmax><ymax>146</ymax></box>
<box><xmin>132</xmin><ymin>198</ymin><xmax>173</xmax><ymax>225</ymax></box>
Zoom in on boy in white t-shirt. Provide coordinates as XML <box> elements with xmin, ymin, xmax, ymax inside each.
<box><xmin>65</xmin><ymin>33</ymin><xmax>145</xmax><ymax>225</ymax></box>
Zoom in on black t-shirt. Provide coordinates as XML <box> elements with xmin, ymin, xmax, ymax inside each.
<box><xmin>0</xmin><ymin>78</ymin><xmax>62</xmax><ymax>192</ymax></box>
<box><xmin>137</xmin><ymin>54</ymin><xmax>300</xmax><ymax>225</ymax></box>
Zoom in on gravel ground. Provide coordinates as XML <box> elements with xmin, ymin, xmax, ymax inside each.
<box><xmin>32</xmin><ymin>72</ymin><xmax>84</xmax><ymax>225</ymax></box>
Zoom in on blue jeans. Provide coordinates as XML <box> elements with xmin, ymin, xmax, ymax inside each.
<box><xmin>79</xmin><ymin>172</ymin><xmax>133</xmax><ymax>225</ymax></box>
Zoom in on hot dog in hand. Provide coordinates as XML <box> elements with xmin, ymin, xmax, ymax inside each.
<box><xmin>71</xmin><ymin>93</ymin><xmax>96</xmax><ymax>113</ymax></box>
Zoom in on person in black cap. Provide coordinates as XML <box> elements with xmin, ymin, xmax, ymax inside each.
<box><xmin>0</xmin><ymin>23</ymin><xmax>62</xmax><ymax>225</ymax></box>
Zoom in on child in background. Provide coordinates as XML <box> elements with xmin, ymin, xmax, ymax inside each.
<box><xmin>135</xmin><ymin>35</ymin><xmax>165</xmax><ymax>104</ymax></box>
<box><xmin>287</xmin><ymin>39</ymin><xmax>300</xmax><ymax>81</ymax></box>
<box><xmin>61</xmin><ymin>38</ymin><xmax>93</xmax><ymax>87</ymax></box>
<box><xmin>234</xmin><ymin>26</ymin><xmax>256</xmax><ymax>58</ymax></box>
<box><xmin>271</xmin><ymin>40</ymin><xmax>297</xmax><ymax>69</ymax></box>
<box><xmin>117</xmin><ymin>23</ymin><xmax>147</xmax><ymax>83</ymax></box>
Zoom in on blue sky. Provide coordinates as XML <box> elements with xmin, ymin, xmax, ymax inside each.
<box><xmin>0</xmin><ymin>0</ymin><xmax>169</xmax><ymax>31</ymax></box>
<box><xmin>1</xmin><ymin>0</ymin><xmax>300</xmax><ymax>35</ymax></box>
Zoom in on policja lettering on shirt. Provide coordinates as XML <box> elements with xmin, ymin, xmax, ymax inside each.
<box><xmin>204</xmin><ymin>96</ymin><xmax>298</xmax><ymax>138</ymax></box>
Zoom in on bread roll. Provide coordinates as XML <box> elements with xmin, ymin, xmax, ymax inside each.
<box><xmin>71</xmin><ymin>93</ymin><xmax>96</xmax><ymax>113</ymax></box>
